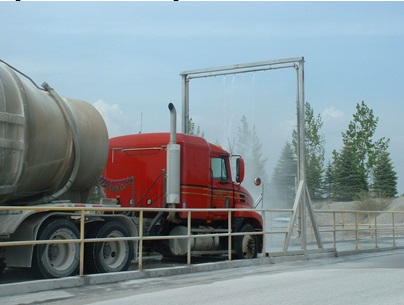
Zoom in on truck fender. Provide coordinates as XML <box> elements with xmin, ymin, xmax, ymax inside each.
<box><xmin>232</xmin><ymin>217</ymin><xmax>245</xmax><ymax>233</ymax></box>
<box><xmin>233</xmin><ymin>210</ymin><xmax>263</xmax><ymax>230</ymax></box>
<box><xmin>6</xmin><ymin>212</ymin><xmax>60</xmax><ymax>268</ymax></box>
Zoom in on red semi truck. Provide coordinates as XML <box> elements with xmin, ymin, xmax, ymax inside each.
<box><xmin>0</xmin><ymin>60</ymin><xmax>262</xmax><ymax>279</ymax></box>
<box><xmin>103</xmin><ymin>103</ymin><xmax>263</xmax><ymax>259</ymax></box>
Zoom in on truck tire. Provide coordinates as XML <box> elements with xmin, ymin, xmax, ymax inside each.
<box><xmin>234</xmin><ymin>223</ymin><xmax>258</xmax><ymax>259</ymax></box>
<box><xmin>32</xmin><ymin>219</ymin><xmax>80</xmax><ymax>279</ymax></box>
<box><xmin>85</xmin><ymin>221</ymin><xmax>134</xmax><ymax>274</ymax></box>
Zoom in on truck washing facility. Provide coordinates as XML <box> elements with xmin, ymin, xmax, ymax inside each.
<box><xmin>1</xmin><ymin>58</ymin><xmax>402</xmax><ymax>288</ymax></box>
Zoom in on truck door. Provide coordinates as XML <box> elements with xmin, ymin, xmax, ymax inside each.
<box><xmin>210</xmin><ymin>156</ymin><xmax>234</xmax><ymax>220</ymax></box>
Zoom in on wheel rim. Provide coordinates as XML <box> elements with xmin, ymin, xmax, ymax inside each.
<box><xmin>100</xmin><ymin>231</ymin><xmax>127</xmax><ymax>269</ymax></box>
<box><xmin>42</xmin><ymin>230</ymin><xmax>77</xmax><ymax>272</ymax></box>
<box><xmin>241</xmin><ymin>234</ymin><xmax>256</xmax><ymax>259</ymax></box>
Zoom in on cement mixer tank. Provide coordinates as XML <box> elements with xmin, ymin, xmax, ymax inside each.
<box><xmin>0</xmin><ymin>60</ymin><xmax>139</xmax><ymax>280</ymax></box>
<box><xmin>0</xmin><ymin>60</ymin><xmax>109</xmax><ymax>205</ymax></box>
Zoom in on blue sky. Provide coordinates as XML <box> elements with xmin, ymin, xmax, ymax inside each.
<box><xmin>2</xmin><ymin>2</ymin><xmax>404</xmax><ymax>194</ymax></box>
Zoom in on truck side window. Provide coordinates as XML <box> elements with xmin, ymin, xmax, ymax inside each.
<box><xmin>212</xmin><ymin>157</ymin><xmax>228</xmax><ymax>181</ymax></box>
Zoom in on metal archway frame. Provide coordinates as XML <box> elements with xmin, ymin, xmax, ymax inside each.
<box><xmin>180</xmin><ymin>57</ymin><xmax>323</xmax><ymax>253</ymax></box>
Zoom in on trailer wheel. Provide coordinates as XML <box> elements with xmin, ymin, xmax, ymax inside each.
<box><xmin>85</xmin><ymin>221</ymin><xmax>134</xmax><ymax>274</ymax></box>
<box><xmin>234</xmin><ymin>223</ymin><xmax>258</xmax><ymax>259</ymax></box>
<box><xmin>32</xmin><ymin>219</ymin><xmax>80</xmax><ymax>279</ymax></box>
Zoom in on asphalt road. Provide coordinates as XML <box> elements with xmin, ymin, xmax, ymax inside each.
<box><xmin>2</xmin><ymin>249</ymin><xmax>404</xmax><ymax>305</ymax></box>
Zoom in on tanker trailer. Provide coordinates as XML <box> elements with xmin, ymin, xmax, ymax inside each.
<box><xmin>0</xmin><ymin>60</ymin><xmax>136</xmax><ymax>278</ymax></box>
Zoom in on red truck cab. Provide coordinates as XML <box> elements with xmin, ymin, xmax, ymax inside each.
<box><xmin>103</xmin><ymin>132</ymin><xmax>262</xmax><ymax>258</ymax></box>
<box><xmin>104</xmin><ymin>133</ymin><xmax>254</xmax><ymax>212</ymax></box>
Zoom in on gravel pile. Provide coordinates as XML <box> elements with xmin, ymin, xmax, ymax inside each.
<box><xmin>376</xmin><ymin>196</ymin><xmax>404</xmax><ymax>225</ymax></box>
<box><xmin>313</xmin><ymin>197</ymin><xmax>404</xmax><ymax>226</ymax></box>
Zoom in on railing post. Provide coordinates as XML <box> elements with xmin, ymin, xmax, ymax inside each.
<box><xmin>374</xmin><ymin>213</ymin><xmax>378</xmax><ymax>249</ymax></box>
<box><xmin>341</xmin><ymin>212</ymin><xmax>345</xmax><ymax>240</ymax></box>
<box><xmin>228</xmin><ymin>210</ymin><xmax>232</xmax><ymax>261</ymax></box>
<box><xmin>392</xmin><ymin>212</ymin><xmax>396</xmax><ymax>247</ymax></box>
<box><xmin>262</xmin><ymin>210</ymin><xmax>267</xmax><ymax>257</ymax></box>
<box><xmin>333</xmin><ymin>212</ymin><xmax>336</xmax><ymax>251</ymax></box>
<box><xmin>187</xmin><ymin>210</ymin><xmax>192</xmax><ymax>266</ymax></box>
<box><xmin>79</xmin><ymin>208</ymin><xmax>85</xmax><ymax>276</ymax></box>
<box><xmin>355</xmin><ymin>212</ymin><xmax>359</xmax><ymax>250</ymax></box>
<box><xmin>138</xmin><ymin>210</ymin><xmax>143</xmax><ymax>271</ymax></box>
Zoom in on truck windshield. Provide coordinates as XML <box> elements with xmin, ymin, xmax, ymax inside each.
<box><xmin>211</xmin><ymin>157</ymin><xmax>228</xmax><ymax>181</ymax></box>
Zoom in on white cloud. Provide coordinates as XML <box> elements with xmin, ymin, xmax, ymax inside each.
<box><xmin>322</xmin><ymin>106</ymin><xmax>344</xmax><ymax>121</ymax></box>
<box><xmin>92</xmin><ymin>99</ymin><xmax>135</xmax><ymax>138</ymax></box>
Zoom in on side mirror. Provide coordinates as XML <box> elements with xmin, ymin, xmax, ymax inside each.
<box><xmin>236</xmin><ymin>157</ymin><xmax>245</xmax><ymax>183</ymax></box>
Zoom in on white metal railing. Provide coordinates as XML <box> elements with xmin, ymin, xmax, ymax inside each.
<box><xmin>1</xmin><ymin>205</ymin><xmax>404</xmax><ymax>278</ymax></box>
<box><xmin>0</xmin><ymin>205</ymin><xmax>264</xmax><ymax>276</ymax></box>
<box><xmin>312</xmin><ymin>210</ymin><xmax>404</xmax><ymax>251</ymax></box>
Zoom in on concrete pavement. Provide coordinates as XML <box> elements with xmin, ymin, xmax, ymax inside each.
<box><xmin>1</xmin><ymin>249</ymin><xmax>404</xmax><ymax>304</ymax></box>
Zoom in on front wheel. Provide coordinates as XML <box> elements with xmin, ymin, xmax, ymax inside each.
<box><xmin>234</xmin><ymin>223</ymin><xmax>259</xmax><ymax>259</ymax></box>
<box><xmin>85</xmin><ymin>221</ymin><xmax>134</xmax><ymax>274</ymax></box>
<box><xmin>32</xmin><ymin>219</ymin><xmax>80</xmax><ymax>279</ymax></box>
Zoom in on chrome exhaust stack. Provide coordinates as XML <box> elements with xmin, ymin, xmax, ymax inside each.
<box><xmin>166</xmin><ymin>103</ymin><xmax>181</xmax><ymax>220</ymax></box>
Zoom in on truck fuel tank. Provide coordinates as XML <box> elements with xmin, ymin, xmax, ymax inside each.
<box><xmin>0</xmin><ymin>61</ymin><xmax>109</xmax><ymax>205</ymax></box>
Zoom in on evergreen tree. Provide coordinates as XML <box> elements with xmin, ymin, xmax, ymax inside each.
<box><xmin>235</xmin><ymin>115</ymin><xmax>268</xmax><ymax>185</ymax></box>
<box><xmin>306</xmin><ymin>151</ymin><xmax>324</xmax><ymax>199</ymax></box>
<box><xmin>341</xmin><ymin>101</ymin><xmax>389</xmax><ymax>189</ymax></box>
<box><xmin>270</xmin><ymin>142</ymin><xmax>297</xmax><ymax>207</ymax></box>
<box><xmin>331</xmin><ymin>101</ymin><xmax>391</xmax><ymax>200</ymax></box>
<box><xmin>292</xmin><ymin>102</ymin><xmax>325</xmax><ymax>200</ymax></box>
<box><xmin>250</xmin><ymin>125</ymin><xmax>266</xmax><ymax>180</ymax></box>
<box><xmin>236</xmin><ymin>115</ymin><xmax>250</xmax><ymax>157</ymax></box>
<box><xmin>188</xmin><ymin>117</ymin><xmax>204</xmax><ymax>137</ymax></box>
<box><xmin>372</xmin><ymin>151</ymin><xmax>397</xmax><ymax>198</ymax></box>
<box><xmin>324</xmin><ymin>160</ymin><xmax>334</xmax><ymax>199</ymax></box>
<box><xmin>332</xmin><ymin>145</ymin><xmax>367</xmax><ymax>201</ymax></box>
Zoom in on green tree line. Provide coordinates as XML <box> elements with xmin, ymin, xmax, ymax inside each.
<box><xmin>271</xmin><ymin>101</ymin><xmax>397</xmax><ymax>205</ymax></box>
